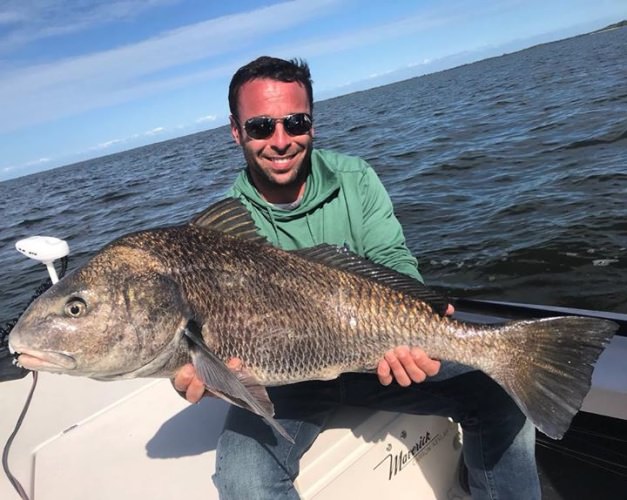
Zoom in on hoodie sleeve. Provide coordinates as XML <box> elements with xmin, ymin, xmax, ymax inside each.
<box><xmin>359</xmin><ymin>166</ymin><xmax>424</xmax><ymax>283</ymax></box>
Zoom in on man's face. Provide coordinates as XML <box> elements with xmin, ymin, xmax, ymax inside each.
<box><xmin>230</xmin><ymin>79</ymin><xmax>314</xmax><ymax>201</ymax></box>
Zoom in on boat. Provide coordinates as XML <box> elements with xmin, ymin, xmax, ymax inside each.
<box><xmin>1</xmin><ymin>242</ymin><xmax>625</xmax><ymax>499</ymax></box>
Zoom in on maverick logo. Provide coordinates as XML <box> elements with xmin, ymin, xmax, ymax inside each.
<box><xmin>373</xmin><ymin>428</ymin><xmax>447</xmax><ymax>481</ymax></box>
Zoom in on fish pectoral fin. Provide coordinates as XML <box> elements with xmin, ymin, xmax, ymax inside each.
<box><xmin>231</xmin><ymin>369</ymin><xmax>275</xmax><ymax>415</ymax></box>
<box><xmin>182</xmin><ymin>323</ymin><xmax>294</xmax><ymax>443</ymax></box>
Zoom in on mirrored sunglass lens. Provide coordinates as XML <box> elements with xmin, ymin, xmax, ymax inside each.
<box><xmin>244</xmin><ymin>114</ymin><xmax>312</xmax><ymax>139</ymax></box>
<box><xmin>245</xmin><ymin>117</ymin><xmax>274</xmax><ymax>139</ymax></box>
<box><xmin>284</xmin><ymin>114</ymin><xmax>312</xmax><ymax>135</ymax></box>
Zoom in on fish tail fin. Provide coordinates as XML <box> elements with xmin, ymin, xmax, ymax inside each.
<box><xmin>488</xmin><ymin>316</ymin><xmax>616</xmax><ymax>439</ymax></box>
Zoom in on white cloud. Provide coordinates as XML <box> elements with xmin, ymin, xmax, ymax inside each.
<box><xmin>0</xmin><ymin>10</ymin><xmax>24</xmax><ymax>25</ymax></box>
<box><xmin>0</xmin><ymin>0</ymin><xmax>180</xmax><ymax>51</ymax></box>
<box><xmin>1</xmin><ymin>157</ymin><xmax>50</xmax><ymax>174</ymax></box>
<box><xmin>288</xmin><ymin>8</ymin><xmax>455</xmax><ymax>60</ymax></box>
<box><xmin>144</xmin><ymin>127</ymin><xmax>165</xmax><ymax>136</ymax></box>
<box><xmin>84</xmin><ymin>121</ymin><xmax>195</xmax><ymax>155</ymax></box>
<box><xmin>89</xmin><ymin>138</ymin><xmax>126</xmax><ymax>151</ymax></box>
<box><xmin>0</xmin><ymin>0</ymin><xmax>340</xmax><ymax>134</ymax></box>
<box><xmin>196</xmin><ymin>115</ymin><xmax>217</xmax><ymax>123</ymax></box>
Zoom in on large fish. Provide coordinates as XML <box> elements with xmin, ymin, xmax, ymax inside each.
<box><xmin>9</xmin><ymin>199</ymin><xmax>617</xmax><ymax>441</ymax></box>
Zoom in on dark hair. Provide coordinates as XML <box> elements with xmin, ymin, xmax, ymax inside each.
<box><xmin>228</xmin><ymin>56</ymin><xmax>314</xmax><ymax>118</ymax></box>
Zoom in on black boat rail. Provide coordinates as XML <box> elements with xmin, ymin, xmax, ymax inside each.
<box><xmin>453</xmin><ymin>298</ymin><xmax>627</xmax><ymax>337</ymax></box>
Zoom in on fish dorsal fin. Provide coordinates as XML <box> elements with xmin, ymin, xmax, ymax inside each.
<box><xmin>293</xmin><ymin>244</ymin><xmax>449</xmax><ymax>315</ymax></box>
<box><xmin>192</xmin><ymin>200</ymin><xmax>448</xmax><ymax>313</ymax></box>
<box><xmin>190</xmin><ymin>198</ymin><xmax>267</xmax><ymax>244</ymax></box>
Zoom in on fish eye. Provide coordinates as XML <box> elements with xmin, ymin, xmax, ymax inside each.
<box><xmin>64</xmin><ymin>298</ymin><xmax>87</xmax><ymax>318</ymax></box>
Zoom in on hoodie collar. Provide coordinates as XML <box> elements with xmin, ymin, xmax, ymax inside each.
<box><xmin>232</xmin><ymin>149</ymin><xmax>340</xmax><ymax>221</ymax></box>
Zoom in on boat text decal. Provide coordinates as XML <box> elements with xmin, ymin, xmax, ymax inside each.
<box><xmin>373</xmin><ymin>427</ymin><xmax>449</xmax><ymax>481</ymax></box>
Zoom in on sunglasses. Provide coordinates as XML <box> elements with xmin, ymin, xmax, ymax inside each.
<box><xmin>236</xmin><ymin>113</ymin><xmax>313</xmax><ymax>140</ymax></box>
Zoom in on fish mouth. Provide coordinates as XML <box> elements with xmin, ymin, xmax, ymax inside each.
<box><xmin>16</xmin><ymin>349</ymin><xmax>77</xmax><ymax>372</ymax></box>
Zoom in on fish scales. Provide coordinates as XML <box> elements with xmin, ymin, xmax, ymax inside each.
<box><xmin>114</xmin><ymin>225</ymin><xmax>534</xmax><ymax>385</ymax></box>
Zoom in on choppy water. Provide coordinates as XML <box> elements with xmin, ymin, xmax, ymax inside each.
<box><xmin>1</xmin><ymin>27</ymin><xmax>626</xmax><ymax>326</ymax></box>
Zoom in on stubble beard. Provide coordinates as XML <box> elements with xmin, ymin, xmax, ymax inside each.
<box><xmin>246</xmin><ymin>147</ymin><xmax>312</xmax><ymax>196</ymax></box>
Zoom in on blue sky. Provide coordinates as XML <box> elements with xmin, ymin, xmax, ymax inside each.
<box><xmin>1</xmin><ymin>0</ymin><xmax>625</xmax><ymax>181</ymax></box>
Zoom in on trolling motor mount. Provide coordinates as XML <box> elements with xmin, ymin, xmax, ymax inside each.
<box><xmin>1</xmin><ymin>236</ymin><xmax>71</xmax><ymax>382</ymax></box>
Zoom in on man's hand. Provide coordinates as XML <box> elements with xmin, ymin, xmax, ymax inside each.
<box><xmin>172</xmin><ymin>358</ymin><xmax>242</xmax><ymax>403</ymax></box>
<box><xmin>376</xmin><ymin>303</ymin><xmax>454</xmax><ymax>386</ymax></box>
<box><xmin>377</xmin><ymin>347</ymin><xmax>441</xmax><ymax>386</ymax></box>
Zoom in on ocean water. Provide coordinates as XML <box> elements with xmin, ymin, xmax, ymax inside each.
<box><xmin>1</xmin><ymin>27</ymin><xmax>626</xmax><ymax>327</ymax></box>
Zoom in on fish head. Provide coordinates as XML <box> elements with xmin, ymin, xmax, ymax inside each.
<box><xmin>9</xmin><ymin>245</ymin><xmax>191</xmax><ymax>379</ymax></box>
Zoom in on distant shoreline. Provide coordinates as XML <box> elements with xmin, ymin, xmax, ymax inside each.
<box><xmin>592</xmin><ymin>20</ymin><xmax>627</xmax><ymax>33</ymax></box>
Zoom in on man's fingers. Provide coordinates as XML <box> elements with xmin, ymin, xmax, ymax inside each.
<box><xmin>185</xmin><ymin>377</ymin><xmax>208</xmax><ymax>404</ymax></box>
<box><xmin>173</xmin><ymin>363</ymin><xmax>196</xmax><ymax>392</ymax></box>
<box><xmin>226</xmin><ymin>358</ymin><xmax>243</xmax><ymax>370</ymax></box>
<box><xmin>410</xmin><ymin>348</ymin><xmax>441</xmax><ymax>376</ymax></box>
<box><xmin>173</xmin><ymin>364</ymin><xmax>205</xmax><ymax>403</ymax></box>
<box><xmin>377</xmin><ymin>358</ymin><xmax>393</xmax><ymax>386</ymax></box>
<box><xmin>377</xmin><ymin>347</ymin><xmax>441</xmax><ymax>387</ymax></box>
<box><xmin>394</xmin><ymin>346</ymin><xmax>428</xmax><ymax>384</ymax></box>
<box><xmin>174</xmin><ymin>359</ymin><xmax>244</xmax><ymax>404</ymax></box>
<box><xmin>383</xmin><ymin>348</ymin><xmax>412</xmax><ymax>386</ymax></box>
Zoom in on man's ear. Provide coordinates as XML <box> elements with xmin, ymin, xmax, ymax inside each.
<box><xmin>230</xmin><ymin>115</ymin><xmax>242</xmax><ymax>145</ymax></box>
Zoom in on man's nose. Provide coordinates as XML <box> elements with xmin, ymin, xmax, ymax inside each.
<box><xmin>269</xmin><ymin>122</ymin><xmax>291</xmax><ymax>150</ymax></box>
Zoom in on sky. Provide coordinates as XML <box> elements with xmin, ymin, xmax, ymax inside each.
<box><xmin>0</xmin><ymin>0</ymin><xmax>625</xmax><ymax>181</ymax></box>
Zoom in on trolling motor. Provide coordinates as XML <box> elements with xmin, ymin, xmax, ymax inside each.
<box><xmin>0</xmin><ymin>236</ymin><xmax>70</xmax><ymax>382</ymax></box>
<box><xmin>15</xmin><ymin>236</ymin><xmax>69</xmax><ymax>284</ymax></box>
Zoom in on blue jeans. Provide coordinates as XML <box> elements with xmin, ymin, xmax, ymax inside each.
<box><xmin>213</xmin><ymin>363</ymin><xmax>540</xmax><ymax>500</ymax></box>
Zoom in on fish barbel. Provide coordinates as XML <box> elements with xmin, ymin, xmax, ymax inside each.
<box><xmin>9</xmin><ymin>199</ymin><xmax>617</xmax><ymax>441</ymax></box>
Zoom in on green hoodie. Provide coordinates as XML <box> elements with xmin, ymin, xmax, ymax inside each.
<box><xmin>228</xmin><ymin>148</ymin><xmax>423</xmax><ymax>283</ymax></box>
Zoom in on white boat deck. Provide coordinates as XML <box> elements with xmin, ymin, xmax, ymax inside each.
<box><xmin>1</xmin><ymin>375</ymin><xmax>468</xmax><ymax>499</ymax></box>
<box><xmin>1</xmin><ymin>335</ymin><xmax>625</xmax><ymax>500</ymax></box>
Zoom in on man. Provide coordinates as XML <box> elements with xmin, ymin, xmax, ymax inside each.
<box><xmin>174</xmin><ymin>56</ymin><xmax>540</xmax><ymax>499</ymax></box>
